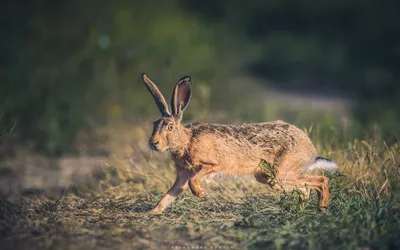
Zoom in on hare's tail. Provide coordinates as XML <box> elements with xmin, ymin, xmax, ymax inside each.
<box><xmin>306</xmin><ymin>157</ymin><xmax>338</xmax><ymax>172</ymax></box>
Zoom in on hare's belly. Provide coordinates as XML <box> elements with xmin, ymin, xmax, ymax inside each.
<box><xmin>205</xmin><ymin>167</ymin><xmax>257</xmax><ymax>182</ymax></box>
<box><xmin>203</xmin><ymin>154</ymin><xmax>262</xmax><ymax>180</ymax></box>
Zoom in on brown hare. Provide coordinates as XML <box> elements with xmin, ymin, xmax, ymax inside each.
<box><xmin>141</xmin><ymin>73</ymin><xmax>338</xmax><ymax>214</ymax></box>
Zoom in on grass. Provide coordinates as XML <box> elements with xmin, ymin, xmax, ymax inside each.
<box><xmin>0</xmin><ymin>123</ymin><xmax>400</xmax><ymax>250</ymax></box>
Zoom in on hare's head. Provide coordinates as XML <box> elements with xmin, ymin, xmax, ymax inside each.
<box><xmin>142</xmin><ymin>73</ymin><xmax>192</xmax><ymax>152</ymax></box>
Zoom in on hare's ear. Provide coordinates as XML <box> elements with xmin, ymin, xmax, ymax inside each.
<box><xmin>141</xmin><ymin>73</ymin><xmax>170</xmax><ymax>116</ymax></box>
<box><xmin>171</xmin><ymin>76</ymin><xmax>192</xmax><ymax>119</ymax></box>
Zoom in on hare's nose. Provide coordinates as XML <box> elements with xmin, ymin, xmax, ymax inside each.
<box><xmin>150</xmin><ymin>141</ymin><xmax>159</xmax><ymax>149</ymax></box>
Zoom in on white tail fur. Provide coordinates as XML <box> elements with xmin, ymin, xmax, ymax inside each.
<box><xmin>307</xmin><ymin>157</ymin><xmax>338</xmax><ymax>172</ymax></box>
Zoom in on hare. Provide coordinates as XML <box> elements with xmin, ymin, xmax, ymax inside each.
<box><xmin>141</xmin><ymin>73</ymin><xmax>338</xmax><ymax>214</ymax></box>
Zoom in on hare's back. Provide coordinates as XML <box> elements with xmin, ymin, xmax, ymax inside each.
<box><xmin>186</xmin><ymin>120</ymin><xmax>315</xmax><ymax>168</ymax></box>
<box><xmin>236</xmin><ymin>120</ymin><xmax>307</xmax><ymax>149</ymax></box>
<box><xmin>187</xmin><ymin>120</ymin><xmax>309</xmax><ymax>149</ymax></box>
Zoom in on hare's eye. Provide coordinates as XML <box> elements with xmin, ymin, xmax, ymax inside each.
<box><xmin>168</xmin><ymin>123</ymin><xmax>174</xmax><ymax>131</ymax></box>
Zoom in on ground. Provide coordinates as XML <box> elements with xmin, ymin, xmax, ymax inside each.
<box><xmin>0</xmin><ymin>124</ymin><xmax>399</xmax><ymax>250</ymax></box>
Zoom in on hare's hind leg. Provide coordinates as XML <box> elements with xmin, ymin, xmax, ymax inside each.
<box><xmin>254</xmin><ymin>172</ymin><xmax>311</xmax><ymax>199</ymax></box>
<box><xmin>271</xmin><ymin>176</ymin><xmax>330</xmax><ymax>208</ymax></box>
<box><xmin>301</xmin><ymin>175</ymin><xmax>330</xmax><ymax>207</ymax></box>
<box><xmin>270</xmin><ymin>175</ymin><xmax>330</xmax><ymax>208</ymax></box>
<box><xmin>255</xmin><ymin>155</ymin><xmax>330</xmax><ymax>208</ymax></box>
<box><xmin>254</xmin><ymin>172</ymin><xmax>313</xmax><ymax>207</ymax></box>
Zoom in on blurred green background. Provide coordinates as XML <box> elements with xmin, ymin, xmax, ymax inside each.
<box><xmin>1</xmin><ymin>0</ymin><xmax>399</xmax><ymax>155</ymax></box>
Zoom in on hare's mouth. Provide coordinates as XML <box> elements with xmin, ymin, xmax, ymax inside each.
<box><xmin>154</xmin><ymin>147</ymin><xmax>168</xmax><ymax>152</ymax></box>
<box><xmin>149</xmin><ymin>143</ymin><xmax>167</xmax><ymax>152</ymax></box>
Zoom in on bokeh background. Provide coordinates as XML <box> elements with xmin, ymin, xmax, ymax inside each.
<box><xmin>1</xmin><ymin>2</ymin><xmax>400</xmax><ymax>249</ymax></box>
<box><xmin>1</xmin><ymin>0</ymin><xmax>400</xmax><ymax>194</ymax></box>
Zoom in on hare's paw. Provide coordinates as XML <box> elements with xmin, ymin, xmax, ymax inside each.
<box><xmin>192</xmin><ymin>188</ymin><xmax>206</xmax><ymax>197</ymax></box>
<box><xmin>189</xmin><ymin>179</ymin><xmax>206</xmax><ymax>197</ymax></box>
<box><xmin>148</xmin><ymin>205</ymin><xmax>165</xmax><ymax>214</ymax></box>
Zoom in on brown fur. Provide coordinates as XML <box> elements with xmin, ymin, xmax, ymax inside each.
<box><xmin>142</xmin><ymin>73</ymin><xmax>331</xmax><ymax>214</ymax></box>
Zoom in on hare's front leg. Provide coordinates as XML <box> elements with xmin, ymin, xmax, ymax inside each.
<box><xmin>188</xmin><ymin>165</ymin><xmax>214</xmax><ymax>197</ymax></box>
<box><xmin>149</xmin><ymin>169</ymin><xmax>193</xmax><ymax>214</ymax></box>
<box><xmin>189</xmin><ymin>178</ymin><xmax>206</xmax><ymax>197</ymax></box>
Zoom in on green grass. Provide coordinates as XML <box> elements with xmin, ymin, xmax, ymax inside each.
<box><xmin>1</xmin><ymin>124</ymin><xmax>399</xmax><ymax>250</ymax></box>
